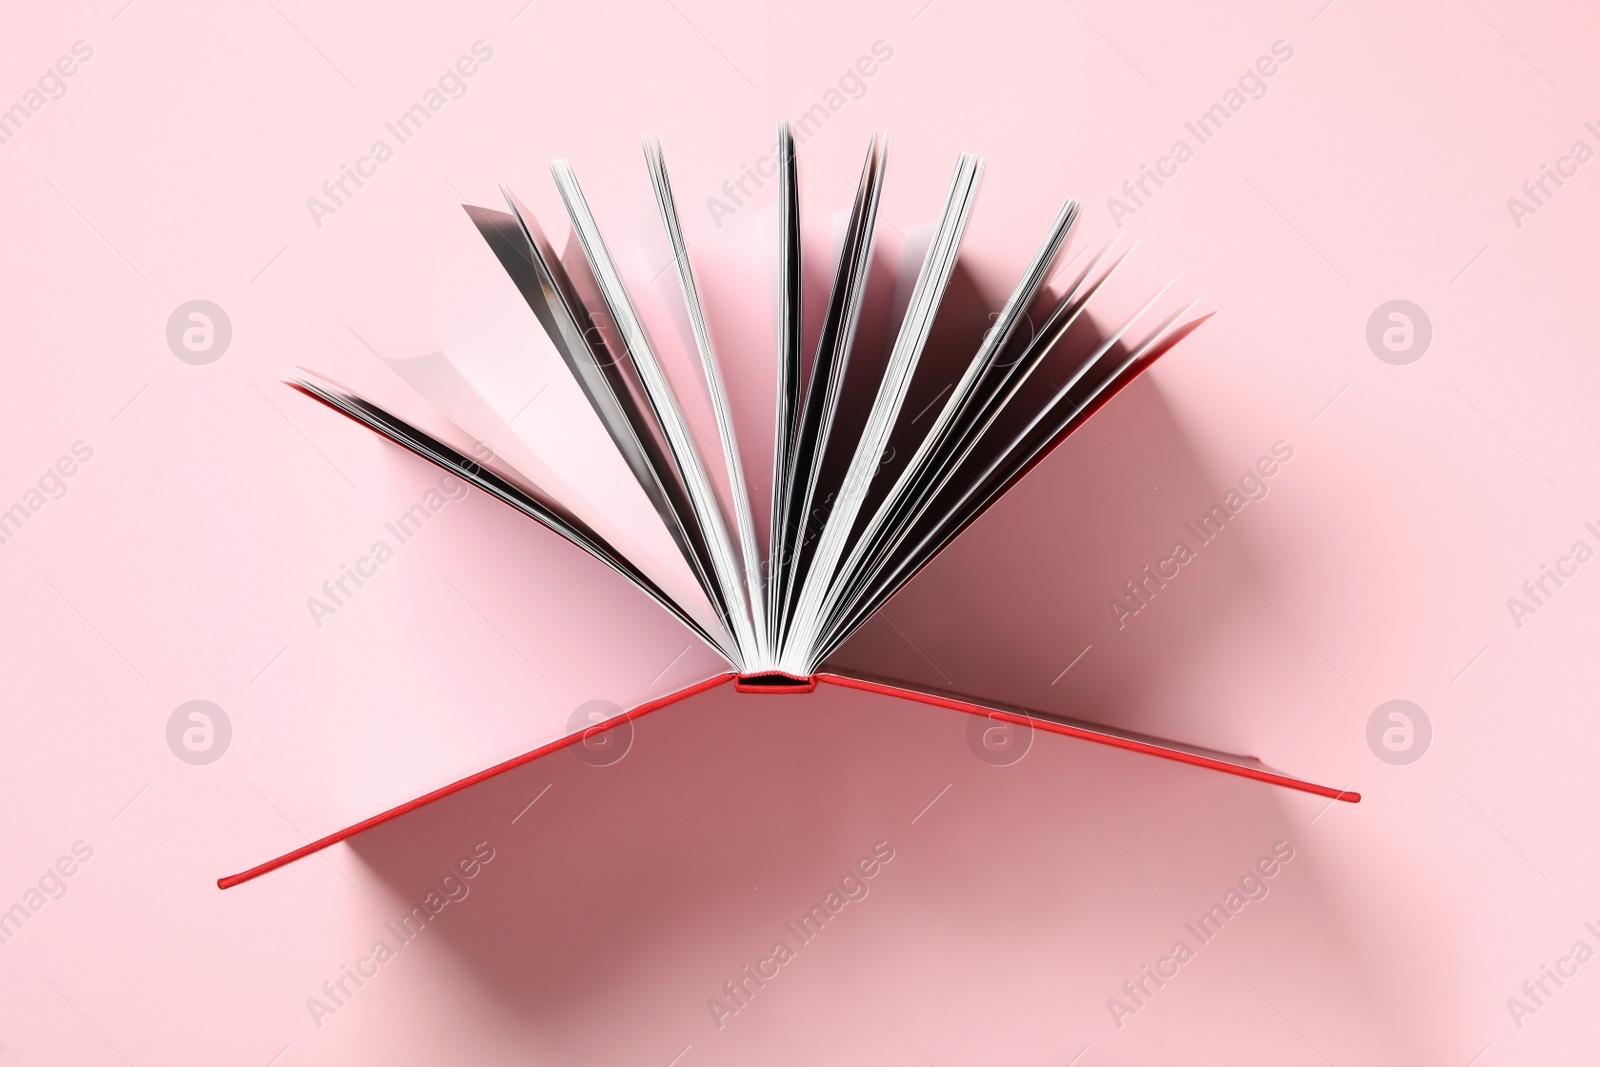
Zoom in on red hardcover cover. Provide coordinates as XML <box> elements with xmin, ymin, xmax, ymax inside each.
<box><xmin>218</xmin><ymin>670</ymin><xmax>1355</xmax><ymax>889</ymax></box>
<box><xmin>217</xmin><ymin>672</ymin><xmax>736</xmax><ymax>889</ymax></box>
<box><xmin>816</xmin><ymin>672</ymin><xmax>1359</xmax><ymax>802</ymax></box>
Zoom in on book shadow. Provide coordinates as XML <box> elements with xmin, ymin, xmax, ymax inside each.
<box><xmin>824</xmin><ymin>301</ymin><xmax>1289</xmax><ymax>765</ymax></box>
<box><xmin>342</xmin><ymin>678</ymin><xmax>1395</xmax><ymax>1058</ymax></box>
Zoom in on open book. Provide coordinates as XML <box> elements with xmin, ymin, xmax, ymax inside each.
<box><xmin>220</xmin><ymin>126</ymin><xmax>1356</xmax><ymax>889</ymax></box>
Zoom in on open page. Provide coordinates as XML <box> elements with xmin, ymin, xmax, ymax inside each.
<box><xmin>779</xmin><ymin>151</ymin><xmax>984</xmax><ymax>674</ymax></box>
<box><xmin>817</xmin><ymin>295</ymin><xmax>1202</xmax><ymax>666</ymax></box>
<box><xmin>808</xmin><ymin>199</ymin><xmax>1082</xmax><ymax>652</ymax></box>
<box><xmin>772</xmin><ymin>135</ymin><xmax>886</xmax><ymax>651</ymax></box>
<box><xmin>769</xmin><ymin>122</ymin><xmax>803</xmax><ymax>645</ymax></box>
<box><xmin>550</xmin><ymin>159</ymin><xmax>758</xmax><ymax>669</ymax></box>
<box><xmin>813</xmin><ymin>240</ymin><xmax>1138</xmax><ymax>655</ymax></box>
<box><xmin>464</xmin><ymin>197</ymin><xmax>735</xmax><ymax>652</ymax></box>
<box><xmin>643</xmin><ymin>135</ymin><xmax>770</xmax><ymax>667</ymax></box>
<box><xmin>289</xmin><ymin>376</ymin><xmax>736</xmax><ymax>661</ymax></box>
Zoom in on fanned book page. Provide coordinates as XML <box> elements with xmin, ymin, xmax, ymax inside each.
<box><xmin>221</xmin><ymin>124</ymin><xmax>1357</xmax><ymax>890</ymax></box>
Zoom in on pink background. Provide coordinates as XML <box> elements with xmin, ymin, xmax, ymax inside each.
<box><xmin>4</xmin><ymin>0</ymin><xmax>1598</xmax><ymax>1063</ymax></box>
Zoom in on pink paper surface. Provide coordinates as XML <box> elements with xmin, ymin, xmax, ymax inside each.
<box><xmin>3</xmin><ymin>0</ymin><xmax>1597</xmax><ymax>1063</ymax></box>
